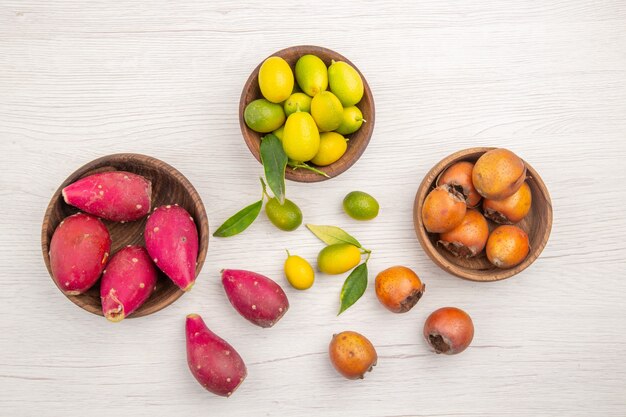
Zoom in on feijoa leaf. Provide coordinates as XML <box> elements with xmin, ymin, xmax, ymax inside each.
<box><xmin>261</xmin><ymin>134</ymin><xmax>287</xmax><ymax>204</ymax></box>
<box><xmin>213</xmin><ymin>200</ymin><xmax>262</xmax><ymax>237</ymax></box>
<box><xmin>338</xmin><ymin>262</ymin><xmax>368</xmax><ymax>315</ymax></box>
<box><xmin>306</xmin><ymin>224</ymin><xmax>361</xmax><ymax>247</ymax></box>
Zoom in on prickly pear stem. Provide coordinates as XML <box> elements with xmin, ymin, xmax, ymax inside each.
<box><xmin>106</xmin><ymin>310</ymin><xmax>125</xmax><ymax>323</ymax></box>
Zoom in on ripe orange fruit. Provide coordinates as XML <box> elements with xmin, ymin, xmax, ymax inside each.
<box><xmin>483</xmin><ymin>181</ymin><xmax>532</xmax><ymax>224</ymax></box>
<box><xmin>421</xmin><ymin>185</ymin><xmax>467</xmax><ymax>233</ymax></box>
<box><xmin>375</xmin><ymin>266</ymin><xmax>425</xmax><ymax>313</ymax></box>
<box><xmin>486</xmin><ymin>225</ymin><xmax>530</xmax><ymax>268</ymax></box>
<box><xmin>472</xmin><ymin>148</ymin><xmax>526</xmax><ymax>200</ymax></box>
<box><xmin>329</xmin><ymin>331</ymin><xmax>377</xmax><ymax>380</ymax></box>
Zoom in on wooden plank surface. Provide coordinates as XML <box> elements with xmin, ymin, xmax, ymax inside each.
<box><xmin>1</xmin><ymin>1</ymin><xmax>625</xmax><ymax>416</ymax></box>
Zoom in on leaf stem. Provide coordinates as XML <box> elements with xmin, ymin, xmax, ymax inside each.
<box><xmin>259</xmin><ymin>177</ymin><xmax>271</xmax><ymax>200</ymax></box>
<box><xmin>288</xmin><ymin>161</ymin><xmax>330</xmax><ymax>178</ymax></box>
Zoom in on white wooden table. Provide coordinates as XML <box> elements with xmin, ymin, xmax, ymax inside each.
<box><xmin>1</xmin><ymin>1</ymin><xmax>625</xmax><ymax>416</ymax></box>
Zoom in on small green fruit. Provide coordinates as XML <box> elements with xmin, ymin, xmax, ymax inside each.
<box><xmin>265</xmin><ymin>197</ymin><xmax>302</xmax><ymax>231</ymax></box>
<box><xmin>244</xmin><ymin>99</ymin><xmax>286</xmax><ymax>133</ymax></box>
<box><xmin>284</xmin><ymin>92</ymin><xmax>312</xmax><ymax>116</ymax></box>
<box><xmin>328</xmin><ymin>61</ymin><xmax>364</xmax><ymax>107</ymax></box>
<box><xmin>343</xmin><ymin>191</ymin><xmax>379</xmax><ymax>221</ymax></box>
<box><xmin>335</xmin><ymin>106</ymin><xmax>364</xmax><ymax>135</ymax></box>
<box><xmin>317</xmin><ymin>243</ymin><xmax>361</xmax><ymax>275</ymax></box>
<box><xmin>295</xmin><ymin>54</ymin><xmax>328</xmax><ymax>97</ymax></box>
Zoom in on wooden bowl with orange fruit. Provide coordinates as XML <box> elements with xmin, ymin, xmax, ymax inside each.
<box><xmin>413</xmin><ymin>147</ymin><xmax>552</xmax><ymax>282</ymax></box>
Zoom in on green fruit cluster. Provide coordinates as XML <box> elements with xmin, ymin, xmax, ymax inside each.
<box><xmin>244</xmin><ymin>54</ymin><xmax>366</xmax><ymax>168</ymax></box>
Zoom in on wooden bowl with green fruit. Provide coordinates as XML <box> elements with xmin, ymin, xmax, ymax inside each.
<box><xmin>239</xmin><ymin>45</ymin><xmax>375</xmax><ymax>183</ymax></box>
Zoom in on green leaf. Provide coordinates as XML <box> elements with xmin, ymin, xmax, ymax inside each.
<box><xmin>213</xmin><ymin>200</ymin><xmax>262</xmax><ymax>237</ymax></box>
<box><xmin>306</xmin><ymin>224</ymin><xmax>361</xmax><ymax>247</ymax></box>
<box><xmin>261</xmin><ymin>134</ymin><xmax>287</xmax><ymax>204</ymax></box>
<box><xmin>339</xmin><ymin>263</ymin><xmax>368</xmax><ymax>315</ymax></box>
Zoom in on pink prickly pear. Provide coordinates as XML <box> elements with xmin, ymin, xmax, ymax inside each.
<box><xmin>144</xmin><ymin>205</ymin><xmax>198</xmax><ymax>291</ymax></box>
<box><xmin>221</xmin><ymin>269</ymin><xmax>289</xmax><ymax>328</ymax></box>
<box><xmin>49</xmin><ymin>213</ymin><xmax>111</xmax><ymax>295</ymax></box>
<box><xmin>62</xmin><ymin>171</ymin><xmax>151</xmax><ymax>222</ymax></box>
<box><xmin>186</xmin><ymin>314</ymin><xmax>247</xmax><ymax>397</ymax></box>
<box><xmin>100</xmin><ymin>246</ymin><xmax>157</xmax><ymax>322</ymax></box>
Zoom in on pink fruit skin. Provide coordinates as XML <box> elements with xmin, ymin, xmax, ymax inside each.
<box><xmin>100</xmin><ymin>246</ymin><xmax>157</xmax><ymax>322</ymax></box>
<box><xmin>221</xmin><ymin>269</ymin><xmax>289</xmax><ymax>328</ymax></box>
<box><xmin>62</xmin><ymin>171</ymin><xmax>151</xmax><ymax>222</ymax></box>
<box><xmin>186</xmin><ymin>314</ymin><xmax>247</xmax><ymax>397</ymax></box>
<box><xmin>144</xmin><ymin>205</ymin><xmax>198</xmax><ymax>291</ymax></box>
<box><xmin>49</xmin><ymin>213</ymin><xmax>111</xmax><ymax>295</ymax></box>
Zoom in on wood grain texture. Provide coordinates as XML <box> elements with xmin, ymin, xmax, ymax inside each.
<box><xmin>240</xmin><ymin>45</ymin><xmax>374</xmax><ymax>182</ymax></box>
<box><xmin>414</xmin><ymin>147</ymin><xmax>553</xmax><ymax>281</ymax></box>
<box><xmin>41</xmin><ymin>153</ymin><xmax>209</xmax><ymax>318</ymax></box>
<box><xmin>1</xmin><ymin>1</ymin><xmax>626</xmax><ymax>416</ymax></box>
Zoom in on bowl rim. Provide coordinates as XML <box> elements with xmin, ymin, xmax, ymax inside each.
<box><xmin>413</xmin><ymin>147</ymin><xmax>553</xmax><ymax>282</ymax></box>
<box><xmin>41</xmin><ymin>152</ymin><xmax>209</xmax><ymax>317</ymax></box>
<box><xmin>239</xmin><ymin>44</ymin><xmax>375</xmax><ymax>183</ymax></box>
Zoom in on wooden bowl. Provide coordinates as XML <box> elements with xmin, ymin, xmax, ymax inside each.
<box><xmin>413</xmin><ymin>147</ymin><xmax>552</xmax><ymax>281</ymax></box>
<box><xmin>41</xmin><ymin>153</ymin><xmax>209</xmax><ymax>318</ymax></box>
<box><xmin>239</xmin><ymin>45</ymin><xmax>375</xmax><ymax>182</ymax></box>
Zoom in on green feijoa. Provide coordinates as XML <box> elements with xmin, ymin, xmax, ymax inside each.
<box><xmin>343</xmin><ymin>191</ymin><xmax>379</xmax><ymax>220</ymax></box>
<box><xmin>244</xmin><ymin>99</ymin><xmax>286</xmax><ymax>133</ymax></box>
<box><xmin>335</xmin><ymin>106</ymin><xmax>364</xmax><ymax>135</ymax></box>
<box><xmin>328</xmin><ymin>60</ymin><xmax>364</xmax><ymax>107</ymax></box>
<box><xmin>284</xmin><ymin>92</ymin><xmax>312</xmax><ymax>116</ymax></box>
<box><xmin>295</xmin><ymin>54</ymin><xmax>328</xmax><ymax>97</ymax></box>
<box><xmin>265</xmin><ymin>197</ymin><xmax>303</xmax><ymax>231</ymax></box>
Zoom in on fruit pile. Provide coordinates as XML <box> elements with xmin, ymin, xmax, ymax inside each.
<box><xmin>244</xmin><ymin>54</ymin><xmax>366</xmax><ymax>172</ymax></box>
<box><xmin>48</xmin><ymin>161</ymin><xmax>481</xmax><ymax>395</ymax></box>
<box><xmin>186</xmin><ymin>255</ymin><xmax>474</xmax><ymax>397</ymax></box>
<box><xmin>195</xmin><ymin>187</ymin><xmax>477</xmax><ymax>392</ymax></box>
<box><xmin>42</xmin><ymin>43</ymin><xmax>552</xmax><ymax>401</ymax></box>
<box><xmin>422</xmin><ymin>148</ymin><xmax>531</xmax><ymax>268</ymax></box>
<box><xmin>49</xmin><ymin>171</ymin><xmax>199</xmax><ymax>321</ymax></box>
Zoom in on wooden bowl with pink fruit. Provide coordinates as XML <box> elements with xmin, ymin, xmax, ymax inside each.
<box><xmin>41</xmin><ymin>153</ymin><xmax>209</xmax><ymax>320</ymax></box>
